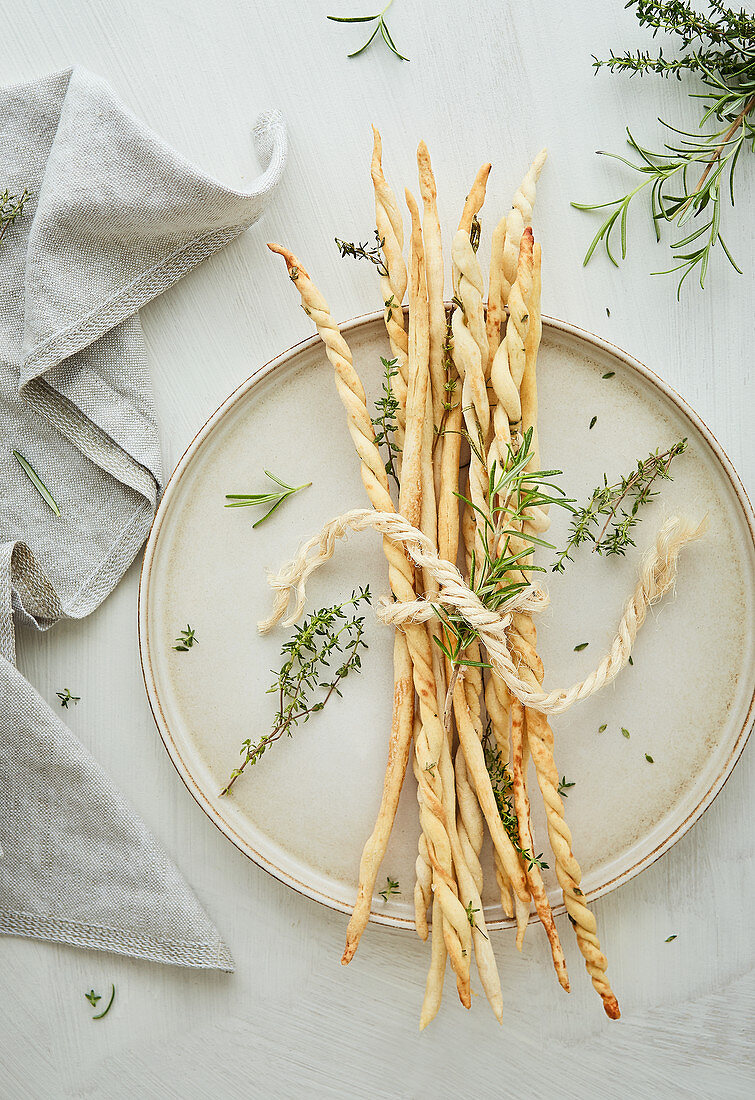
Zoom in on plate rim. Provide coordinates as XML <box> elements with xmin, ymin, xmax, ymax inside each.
<box><xmin>138</xmin><ymin>310</ymin><xmax>755</xmax><ymax>931</ymax></box>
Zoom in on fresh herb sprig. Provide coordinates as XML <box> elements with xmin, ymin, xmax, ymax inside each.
<box><xmin>335</xmin><ymin>230</ymin><xmax>388</xmax><ymax>277</ymax></box>
<box><xmin>12</xmin><ymin>450</ymin><xmax>61</xmax><ymax>516</ymax></box>
<box><xmin>371</xmin><ymin>356</ymin><xmax>402</xmax><ymax>493</ymax></box>
<box><xmin>221</xmin><ymin>589</ymin><xmax>371</xmax><ymax>794</ymax></box>
<box><xmin>86</xmin><ymin>984</ymin><xmax>115</xmax><ymax>1019</ymax></box>
<box><xmin>552</xmin><ymin>439</ymin><xmax>687</xmax><ymax>571</ymax></box>
<box><xmin>173</xmin><ymin>625</ymin><xmax>198</xmax><ymax>651</ymax></box>
<box><xmin>558</xmin><ymin>776</ymin><xmax>576</xmax><ymax>797</ymax></box>
<box><xmin>576</xmin><ymin>1</ymin><xmax>755</xmax><ymax>296</ymax></box>
<box><xmin>327</xmin><ymin>1</ymin><xmax>409</xmax><ymax>62</ymax></box>
<box><xmin>0</xmin><ymin>188</ymin><xmax>30</xmax><ymax>247</ymax></box>
<box><xmin>379</xmin><ymin>876</ymin><xmax>400</xmax><ymax>901</ymax></box>
<box><xmin>225</xmin><ymin>470</ymin><xmax>311</xmax><ymax>528</ymax></box>
<box><xmin>484</xmin><ymin>729</ymin><xmax>549</xmax><ymax>872</ymax></box>
<box><xmin>57</xmin><ymin>689</ymin><xmax>80</xmax><ymax>709</ymax></box>
<box><xmin>434</xmin><ymin>428</ymin><xmax>572</xmax><ymax>672</ymax></box>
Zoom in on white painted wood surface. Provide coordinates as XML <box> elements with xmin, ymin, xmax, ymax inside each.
<box><xmin>2</xmin><ymin>1</ymin><xmax>753</xmax><ymax>1096</ymax></box>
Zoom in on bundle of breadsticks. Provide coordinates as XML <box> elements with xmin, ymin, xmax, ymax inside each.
<box><xmin>265</xmin><ymin>131</ymin><xmax>702</xmax><ymax>1027</ymax></box>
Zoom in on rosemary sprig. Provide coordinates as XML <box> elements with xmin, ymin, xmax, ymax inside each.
<box><xmin>576</xmin><ymin>1</ymin><xmax>755</xmax><ymax>296</ymax></box>
<box><xmin>56</xmin><ymin>688</ymin><xmax>80</xmax><ymax>709</ymax></box>
<box><xmin>225</xmin><ymin>470</ymin><xmax>311</xmax><ymax>528</ymax></box>
<box><xmin>0</xmin><ymin>188</ymin><xmax>30</xmax><ymax>247</ymax></box>
<box><xmin>433</xmin><ymin>428</ymin><xmax>572</xmax><ymax>671</ymax></box>
<box><xmin>12</xmin><ymin>450</ymin><xmax>61</xmax><ymax>516</ymax></box>
<box><xmin>327</xmin><ymin>1</ymin><xmax>409</xmax><ymax>62</ymax></box>
<box><xmin>552</xmin><ymin>439</ymin><xmax>687</xmax><ymax>571</ymax></box>
<box><xmin>379</xmin><ymin>876</ymin><xmax>400</xmax><ymax>901</ymax></box>
<box><xmin>173</xmin><ymin>625</ymin><xmax>198</xmax><ymax>652</ymax></box>
<box><xmin>221</xmin><ymin>588</ymin><xmax>371</xmax><ymax>794</ymax></box>
<box><xmin>371</xmin><ymin>356</ymin><xmax>401</xmax><ymax>493</ymax></box>
<box><xmin>334</xmin><ymin>229</ymin><xmax>388</xmax><ymax>277</ymax></box>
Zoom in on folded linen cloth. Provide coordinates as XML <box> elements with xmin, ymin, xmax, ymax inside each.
<box><xmin>0</xmin><ymin>67</ymin><xmax>286</xmax><ymax>968</ymax></box>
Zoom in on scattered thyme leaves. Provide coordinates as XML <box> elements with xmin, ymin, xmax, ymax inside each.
<box><xmin>589</xmin><ymin>415</ymin><xmax>598</xmax><ymax>429</ymax></box>
<box><xmin>371</xmin><ymin>356</ymin><xmax>401</xmax><ymax>493</ymax></box>
<box><xmin>622</xmin><ymin>727</ymin><xmax>631</xmax><ymax>739</ymax></box>
<box><xmin>552</xmin><ymin>439</ymin><xmax>687</xmax><ymax>571</ymax></box>
<box><xmin>84</xmin><ymin>990</ymin><xmax>101</xmax><ymax>1007</ymax></box>
<box><xmin>599</xmin><ymin>723</ymin><xmax>607</xmax><ymax>732</ymax></box>
<box><xmin>379</xmin><ymin>876</ymin><xmax>400</xmax><ymax>901</ymax></box>
<box><xmin>629</xmin><ymin>655</ymin><xmax>634</xmax><ymax>665</ymax></box>
<box><xmin>464</xmin><ymin>900</ymin><xmax>488</xmax><ymax>939</ymax></box>
<box><xmin>173</xmin><ymin>625</ymin><xmax>198</xmax><ymax>652</ymax></box>
<box><xmin>328</xmin><ymin>1</ymin><xmax>409</xmax><ymax>62</ymax></box>
<box><xmin>574</xmin><ymin>641</ymin><xmax>589</xmax><ymax>652</ymax></box>
<box><xmin>665</xmin><ymin>934</ymin><xmax>678</xmax><ymax>942</ymax></box>
<box><xmin>56</xmin><ymin>689</ymin><xmax>80</xmax><ymax>709</ymax></box>
<box><xmin>12</xmin><ymin>449</ymin><xmax>61</xmax><ymax>516</ymax></box>
<box><xmin>225</xmin><ymin>470</ymin><xmax>311</xmax><ymax>529</ymax></box>
<box><xmin>645</xmin><ymin>753</ymin><xmax>655</xmax><ymax>763</ymax></box>
<box><xmin>558</xmin><ymin>776</ymin><xmax>576</xmax><ymax>797</ymax></box>
<box><xmin>602</xmin><ymin>371</ymin><xmax>615</xmax><ymax>379</ymax></box>
<box><xmin>221</xmin><ymin>589</ymin><xmax>371</xmax><ymax>794</ymax></box>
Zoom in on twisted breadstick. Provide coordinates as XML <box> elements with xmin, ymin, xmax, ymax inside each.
<box><xmin>268</xmin><ymin>244</ymin><xmax>471</xmax><ymax>993</ymax></box>
<box><xmin>523</xmin><ymin>675</ymin><xmax>620</xmax><ymax>1018</ymax></box>
<box><xmin>500</xmin><ymin>149</ymin><xmax>547</xmax><ymax>306</ymax></box>
<box><xmin>261</xmin><ymin>505</ymin><xmax>708</xmax><ymax>717</ymax></box>
<box><xmin>371</xmin><ymin>127</ymin><xmax>408</xmax><ymax>436</ymax></box>
<box><xmin>490</xmin><ymin>228</ymin><xmax>534</xmax><ymax>462</ymax></box>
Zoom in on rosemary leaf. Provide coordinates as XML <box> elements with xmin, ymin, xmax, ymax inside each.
<box><xmin>12</xmin><ymin>450</ymin><xmax>61</xmax><ymax>516</ymax></box>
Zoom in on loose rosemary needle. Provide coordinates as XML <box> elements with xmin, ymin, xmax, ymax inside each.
<box><xmin>327</xmin><ymin>1</ymin><xmax>409</xmax><ymax>62</ymax></box>
<box><xmin>12</xmin><ymin>450</ymin><xmax>61</xmax><ymax>516</ymax></box>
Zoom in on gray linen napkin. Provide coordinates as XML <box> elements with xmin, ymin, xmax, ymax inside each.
<box><xmin>0</xmin><ymin>67</ymin><xmax>286</xmax><ymax>968</ymax></box>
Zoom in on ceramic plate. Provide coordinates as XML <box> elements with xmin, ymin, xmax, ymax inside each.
<box><xmin>139</xmin><ymin>313</ymin><xmax>755</xmax><ymax>930</ymax></box>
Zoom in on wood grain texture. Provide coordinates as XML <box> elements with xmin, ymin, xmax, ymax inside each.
<box><xmin>2</xmin><ymin>0</ymin><xmax>753</xmax><ymax>1095</ymax></box>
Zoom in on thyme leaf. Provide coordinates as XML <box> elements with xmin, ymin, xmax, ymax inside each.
<box><xmin>173</xmin><ymin>625</ymin><xmax>198</xmax><ymax>652</ymax></box>
<box><xmin>379</xmin><ymin>876</ymin><xmax>400</xmax><ymax>901</ymax></box>
<box><xmin>56</xmin><ymin>689</ymin><xmax>80</xmax><ymax>709</ymax></box>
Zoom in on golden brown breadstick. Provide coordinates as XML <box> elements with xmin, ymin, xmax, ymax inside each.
<box><xmin>500</xmin><ymin>149</ymin><xmax>547</xmax><ymax>306</ymax></box>
<box><xmin>417</xmin><ymin>141</ymin><xmax>446</xmax><ymax>441</ymax></box>
<box><xmin>486</xmin><ymin>214</ymin><xmax>507</xmax><ymax>371</ymax></box>
<box><xmin>341</xmin><ymin>629</ymin><xmax>413</xmax><ymax>964</ymax></box>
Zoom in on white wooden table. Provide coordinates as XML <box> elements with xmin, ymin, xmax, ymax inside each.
<box><xmin>3</xmin><ymin>2</ymin><xmax>754</xmax><ymax>1096</ymax></box>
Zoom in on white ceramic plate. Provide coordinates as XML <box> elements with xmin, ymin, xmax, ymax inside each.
<box><xmin>139</xmin><ymin>313</ymin><xmax>754</xmax><ymax>931</ymax></box>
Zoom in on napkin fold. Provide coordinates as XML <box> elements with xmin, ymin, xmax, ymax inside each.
<box><xmin>0</xmin><ymin>67</ymin><xmax>286</xmax><ymax>967</ymax></box>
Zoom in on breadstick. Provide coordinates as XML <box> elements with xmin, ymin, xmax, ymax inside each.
<box><xmin>519</xmin><ymin>241</ymin><xmax>549</xmax><ymax>534</ymax></box>
<box><xmin>487</xmin><ymin>214</ymin><xmax>507</xmax><ymax>371</ymax></box>
<box><xmin>500</xmin><ymin>149</ymin><xmax>547</xmax><ymax>306</ymax></box>
<box><xmin>510</xmin><ymin>698</ymin><xmax>569</xmax><ymax>991</ymax></box>
<box><xmin>523</xmin><ymin>673</ymin><xmax>620</xmax><ymax>1018</ymax></box>
<box><xmin>371</xmin><ymin>127</ymin><xmax>408</xmax><ymax>438</ymax></box>
<box><xmin>417</xmin><ymin>141</ymin><xmax>446</xmax><ymax>441</ymax></box>
<box><xmin>341</xmin><ymin>629</ymin><xmax>413</xmax><ymax>964</ymax></box>
<box><xmin>268</xmin><ymin>243</ymin><xmax>471</xmax><ymax>1000</ymax></box>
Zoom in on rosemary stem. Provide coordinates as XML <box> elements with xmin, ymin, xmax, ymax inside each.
<box><xmin>679</xmin><ymin>93</ymin><xmax>755</xmax><ymax>216</ymax></box>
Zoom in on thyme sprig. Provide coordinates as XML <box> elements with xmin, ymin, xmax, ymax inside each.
<box><xmin>225</xmin><ymin>470</ymin><xmax>311</xmax><ymax>528</ymax></box>
<box><xmin>57</xmin><ymin>688</ymin><xmax>80</xmax><ymax>709</ymax></box>
<box><xmin>484</xmin><ymin>730</ymin><xmax>549</xmax><ymax>872</ymax></box>
<box><xmin>327</xmin><ymin>1</ymin><xmax>409</xmax><ymax>62</ymax></box>
<box><xmin>552</xmin><ymin>439</ymin><xmax>687</xmax><ymax>571</ymax></box>
<box><xmin>173</xmin><ymin>625</ymin><xmax>198</xmax><ymax>651</ymax></box>
<box><xmin>379</xmin><ymin>876</ymin><xmax>400</xmax><ymax>901</ymax></box>
<box><xmin>0</xmin><ymin>188</ymin><xmax>30</xmax><ymax>247</ymax></box>
<box><xmin>221</xmin><ymin>589</ymin><xmax>371</xmax><ymax>794</ymax></box>
<box><xmin>371</xmin><ymin>356</ymin><xmax>401</xmax><ymax>493</ymax></box>
<box><xmin>576</xmin><ymin>1</ymin><xmax>755</xmax><ymax>295</ymax></box>
<box><xmin>335</xmin><ymin>230</ymin><xmax>388</xmax><ymax>276</ymax></box>
<box><xmin>12</xmin><ymin>449</ymin><xmax>61</xmax><ymax>516</ymax></box>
